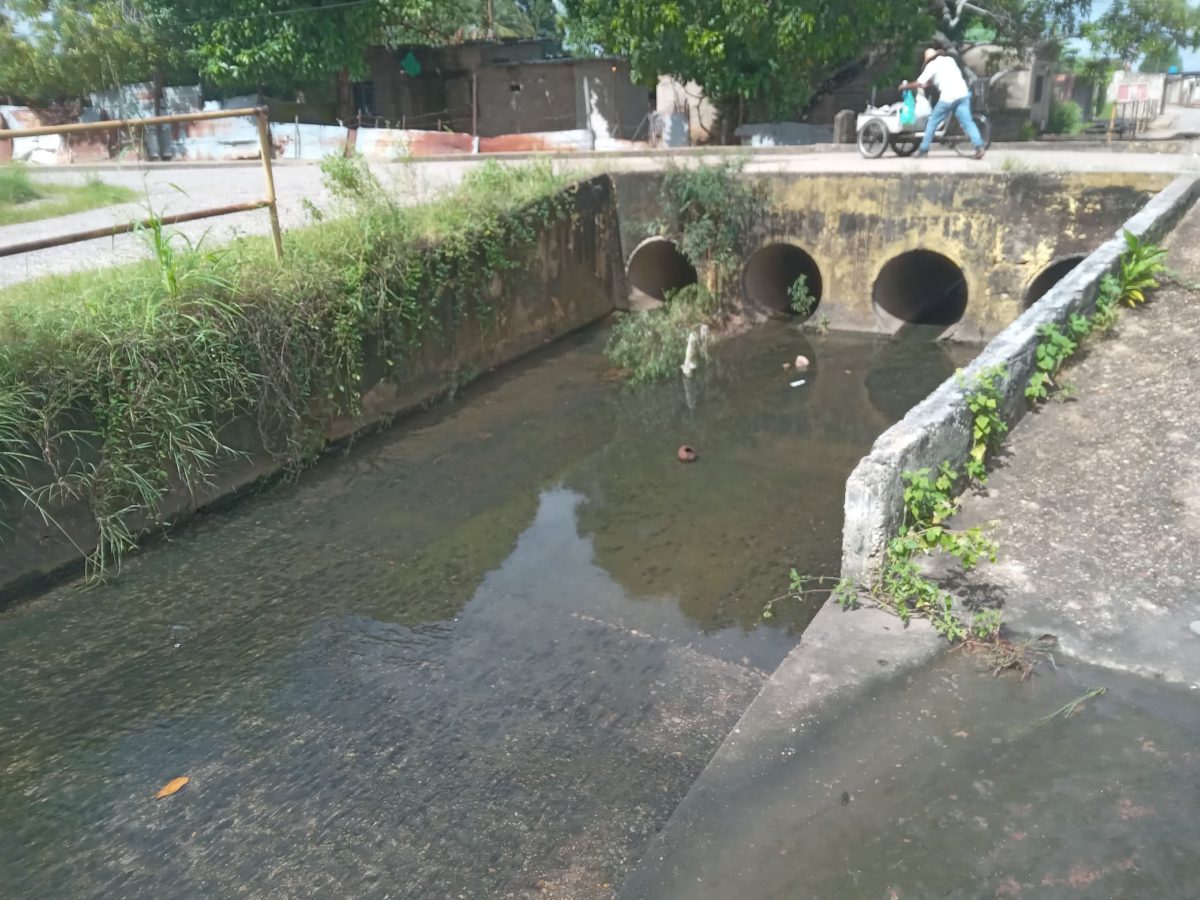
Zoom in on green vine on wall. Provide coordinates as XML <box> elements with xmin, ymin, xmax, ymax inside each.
<box><xmin>1026</xmin><ymin>231</ymin><xmax>1167</xmax><ymax>405</ymax></box>
<box><xmin>0</xmin><ymin>157</ymin><xmax>577</xmax><ymax>579</ymax></box>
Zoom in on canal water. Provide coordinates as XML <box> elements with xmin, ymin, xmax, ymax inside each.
<box><xmin>0</xmin><ymin>323</ymin><xmax>970</xmax><ymax>898</ymax></box>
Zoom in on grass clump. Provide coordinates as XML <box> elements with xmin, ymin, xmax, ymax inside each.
<box><xmin>0</xmin><ymin>166</ymin><xmax>42</xmax><ymax>205</ymax></box>
<box><xmin>0</xmin><ymin>156</ymin><xmax>575</xmax><ymax>577</ymax></box>
<box><xmin>0</xmin><ymin>165</ymin><xmax>137</xmax><ymax>226</ymax></box>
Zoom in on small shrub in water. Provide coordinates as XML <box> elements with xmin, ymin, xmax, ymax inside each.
<box><xmin>787</xmin><ymin>274</ymin><xmax>817</xmax><ymax>318</ymax></box>
<box><xmin>605</xmin><ymin>284</ymin><xmax>717</xmax><ymax>383</ymax></box>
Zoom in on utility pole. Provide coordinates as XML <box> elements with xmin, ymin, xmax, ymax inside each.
<box><xmin>487</xmin><ymin>0</ymin><xmax>494</xmax><ymax>39</ymax></box>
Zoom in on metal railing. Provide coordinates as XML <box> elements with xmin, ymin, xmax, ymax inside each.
<box><xmin>1107</xmin><ymin>99</ymin><xmax>1160</xmax><ymax>142</ymax></box>
<box><xmin>0</xmin><ymin>107</ymin><xmax>283</xmax><ymax>260</ymax></box>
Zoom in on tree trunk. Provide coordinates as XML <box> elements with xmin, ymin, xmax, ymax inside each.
<box><xmin>335</xmin><ymin>68</ymin><xmax>354</xmax><ymax>124</ymax></box>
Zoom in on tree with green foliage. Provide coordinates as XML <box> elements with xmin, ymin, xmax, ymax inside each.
<box><xmin>1087</xmin><ymin>0</ymin><xmax>1199</xmax><ymax>64</ymax></box>
<box><xmin>0</xmin><ymin>1</ymin><xmax>183</xmax><ymax>102</ymax></box>
<box><xmin>1</xmin><ymin>0</ymin><xmax>565</xmax><ymax>111</ymax></box>
<box><xmin>562</xmin><ymin>0</ymin><xmax>932</xmax><ymax>131</ymax></box>
<box><xmin>1140</xmin><ymin>43</ymin><xmax>1185</xmax><ymax>71</ymax></box>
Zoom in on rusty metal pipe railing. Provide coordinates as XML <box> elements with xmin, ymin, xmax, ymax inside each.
<box><xmin>0</xmin><ymin>200</ymin><xmax>270</xmax><ymax>258</ymax></box>
<box><xmin>0</xmin><ymin>107</ymin><xmax>284</xmax><ymax>261</ymax></box>
<box><xmin>0</xmin><ymin>107</ymin><xmax>263</xmax><ymax>139</ymax></box>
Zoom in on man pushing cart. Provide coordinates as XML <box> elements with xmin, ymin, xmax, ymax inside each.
<box><xmin>856</xmin><ymin>47</ymin><xmax>991</xmax><ymax>159</ymax></box>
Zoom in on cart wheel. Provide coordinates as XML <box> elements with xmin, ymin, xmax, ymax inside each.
<box><xmin>954</xmin><ymin>115</ymin><xmax>991</xmax><ymax>156</ymax></box>
<box><xmin>857</xmin><ymin>118</ymin><xmax>889</xmax><ymax>158</ymax></box>
<box><xmin>890</xmin><ymin>136</ymin><xmax>919</xmax><ymax>157</ymax></box>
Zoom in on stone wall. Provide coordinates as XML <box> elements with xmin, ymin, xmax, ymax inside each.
<box><xmin>0</xmin><ymin>177</ymin><xmax>626</xmax><ymax>601</ymax></box>
<box><xmin>840</xmin><ymin>174</ymin><xmax>1200</xmax><ymax>582</ymax></box>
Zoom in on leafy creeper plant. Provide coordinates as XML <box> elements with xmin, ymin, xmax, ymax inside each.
<box><xmin>960</xmin><ymin>365</ymin><xmax>1007</xmax><ymax>484</ymax></box>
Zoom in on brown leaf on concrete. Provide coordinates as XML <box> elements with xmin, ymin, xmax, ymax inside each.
<box><xmin>155</xmin><ymin>776</ymin><xmax>190</xmax><ymax>799</ymax></box>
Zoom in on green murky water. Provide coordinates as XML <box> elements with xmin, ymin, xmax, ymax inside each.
<box><xmin>0</xmin><ymin>324</ymin><xmax>970</xmax><ymax>898</ymax></box>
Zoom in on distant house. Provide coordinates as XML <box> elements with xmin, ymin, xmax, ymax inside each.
<box><xmin>363</xmin><ymin>40</ymin><xmax>653</xmax><ymax>144</ymax></box>
<box><xmin>961</xmin><ymin>43</ymin><xmax>1056</xmax><ymax>138</ymax></box>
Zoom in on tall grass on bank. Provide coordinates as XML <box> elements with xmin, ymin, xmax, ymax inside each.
<box><xmin>0</xmin><ymin>157</ymin><xmax>574</xmax><ymax>578</ymax></box>
<box><xmin>0</xmin><ymin>165</ymin><xmax>138</xmax><ymax>226</ymax></box>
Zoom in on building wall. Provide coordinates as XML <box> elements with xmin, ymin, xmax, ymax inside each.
<box><xmin>656</xmin><ymin>77</ymin><xmax>719</xmax><ymax>144</ymax></box>
<box><xmin>367</xmin><ymin>46</ymin><xmax>649</xmax><ymax>139</ymax></box>
<box><xmin>1107</xmin><ymin>71</ymin><xmax>1169</xmax><ymax>113</ymax></box>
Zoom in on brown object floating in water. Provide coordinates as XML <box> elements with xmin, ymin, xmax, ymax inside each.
<box><xmin>677</xmin><ymin>445</ymin><xmax>697</xmax><ymax>462</ymax></box>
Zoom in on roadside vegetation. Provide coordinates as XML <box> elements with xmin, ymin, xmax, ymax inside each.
<box><xmin>0</xmin><ymin>166</ymin><xmax>137</xmax><ymax>226</ymax></box>
<box><xmin>773</xmin><ymin>231</ymin><xmax>1170</xmax><ymax>656</ymax></box>
<box><xmin>0</xmin><ymin>157</ymin><xmax>575</xmax><ymax>577</ymax></box>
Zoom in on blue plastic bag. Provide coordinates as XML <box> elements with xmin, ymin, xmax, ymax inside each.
<box><xmin>899</xmin><ymin>90</ymin><xmax>917</xmax><ymax>129</ymax></box>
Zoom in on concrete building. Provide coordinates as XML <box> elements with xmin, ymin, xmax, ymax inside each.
<box><xmin>365</xmin><ymin>40</ymin><xmax>652</xmax><ymax>142</ymax></box>
<box><xmin>961</xmin><ymin>44</ymin><xmax>1056</xmax><ymax>138</ymax></box>
<box><xmin>1108</xmin><ymin>70</ymin><xmax>1169</xmax><ymax>114</ymax></box>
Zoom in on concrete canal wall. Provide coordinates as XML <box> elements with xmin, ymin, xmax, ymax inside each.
<box><xmin>841</xmin><ymin>174</ymin><xmax>1200</xmax><ymax>582</ymax></box>
<box><xmin>0</xmin><ymin>176</ymin><xmax>626</xmax><ymax>601</ymax></box>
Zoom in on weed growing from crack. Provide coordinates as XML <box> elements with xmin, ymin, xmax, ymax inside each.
<box><xmin>1026</xmin><ymin>232</ymin><xmax>1167</xmax><ymax>406</ymax></box>
<box><xmin>960</xmin><ymin>365</ymin><xmax>1008</xmax><ymax>485</ymax></box>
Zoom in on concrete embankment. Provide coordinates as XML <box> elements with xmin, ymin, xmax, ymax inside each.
<box><xmin>620</xmin><ymin>174</ymin><xmax>1200</xmax><ymax>900</ymax></box>
<box><xmin>0</xmin><ymin>176</ymin><xmax>625</xmax><ymax>601</ymax></box>
<box><xmin>841</xmin><ymin>173</ymin><xmax>1200</xmax><ymax>582</ymax></box>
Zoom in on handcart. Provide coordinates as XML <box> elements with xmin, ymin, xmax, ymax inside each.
<box><xmin>856</xmin><ymin>99</ymin><xmax>990</xmax><ymax>158</ymax></box>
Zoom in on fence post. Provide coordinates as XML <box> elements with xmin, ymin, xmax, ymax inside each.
<box><xmin>256</xmin><ymin>108</ymin><xmax>284</xmax><ymax>262</ymax></box>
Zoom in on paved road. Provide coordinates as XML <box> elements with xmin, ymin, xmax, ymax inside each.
<box><xmin>2</xmin><ymin>145</ymin><xmax>1198</xmax><ymax>288</ymax></box>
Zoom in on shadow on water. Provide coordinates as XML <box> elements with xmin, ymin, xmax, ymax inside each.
<box><xmin>0</xmin><ymin>322</ymin><xmax>971</xmax><ymax>898</ymax></box>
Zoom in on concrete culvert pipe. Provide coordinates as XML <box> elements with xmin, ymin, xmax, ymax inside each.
<box><xmin>626</xmin><ymin>237</ymin><xmax>698</xmax><ymax>305</ymax></box>
<box><xmin>873</xmin><ymin>250</ymin><xmax>968</xmax><ymax>330</ymax></box>
<box><xmin>743</xmin><ymin>243</ymin><xmax>823</xmax><ymax>316</ymax></box>
<box><xmin>1025</xmin><ymin>255</ymin><xmax>1085</xmax><ymax>308</ymax></box>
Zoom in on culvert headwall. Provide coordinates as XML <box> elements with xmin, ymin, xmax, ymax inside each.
<box><xmin>842</xmin><ymin>174</ymin><xmax>1200</xmax><ymax>584</ymax></box>
<box><xmin>610</xmin><ymin>171</ymin><xmax>1172</xmax><ymax>340</ymax></box>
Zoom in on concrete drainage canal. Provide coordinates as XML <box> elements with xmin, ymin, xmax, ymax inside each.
<box><xmin>0</xmin><ymin>322</ymin><xmax>969</xmax><ymax>898</ymax></box>
<box><xmin>0</xmin><ymin>168</ymin><xmax>1184</xmax><ymax>899</ymax></box>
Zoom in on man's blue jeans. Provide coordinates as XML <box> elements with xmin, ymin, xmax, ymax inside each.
<box><xmin>918</xmin><ymin>96</ymin><xmax>984</xmax><ymax>154</ymax></box>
